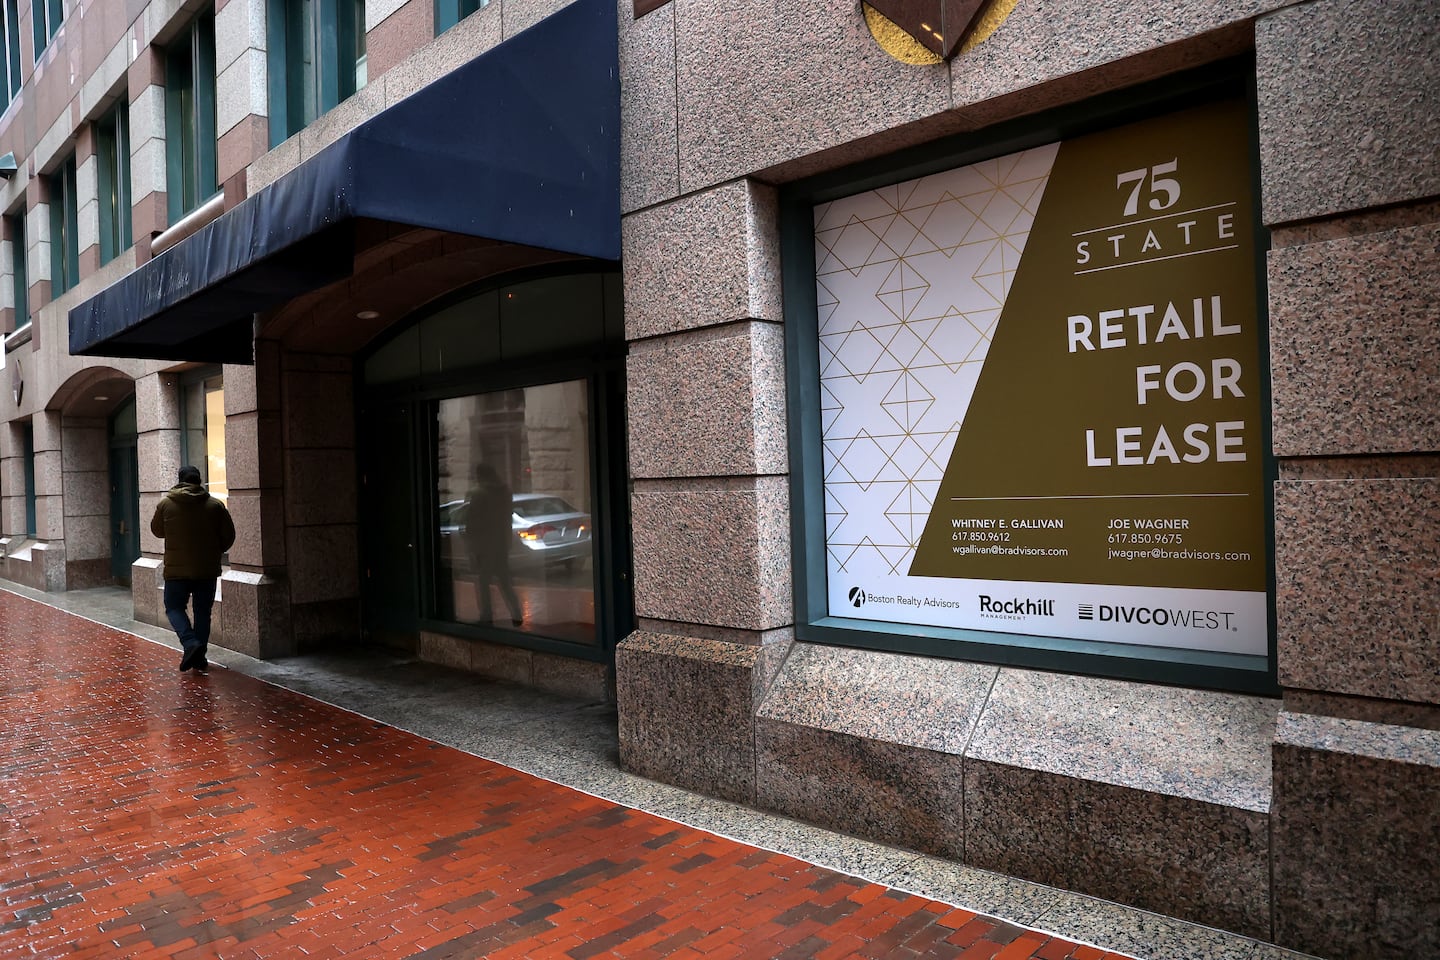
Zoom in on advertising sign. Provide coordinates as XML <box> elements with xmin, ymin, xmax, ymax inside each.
<box><xmin>815</xmin><ymin>99</ymin><xmax>1266</xmax><ymax>655</ymax></box>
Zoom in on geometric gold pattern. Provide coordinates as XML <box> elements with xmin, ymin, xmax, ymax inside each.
<box><xmin>814</xmin><ymin>144</ymin><xmax>1059</xmax><ymax>579</ymax></box>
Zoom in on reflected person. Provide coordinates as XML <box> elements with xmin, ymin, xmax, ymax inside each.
<box><xmin>464</xmin><ymin>464</ymin><xmax>522</xmax><ymax>626</ymax></box>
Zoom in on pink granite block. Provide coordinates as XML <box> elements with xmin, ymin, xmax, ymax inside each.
<box><xmin>285</xmin><ymin>523</ymin><xmax>360</xmax><ymax>605</ymax></box>
<box><xmin>755</xmin><ymin>643</ymin><xmax>992</xmax><ymax>858</ymax></box>
<box><xmin>673</xmin><ymin>0</ymin><xmax>951</xmax><ymax>193</ymax></box>
<box><xmin>618</xmin><ymin>0</ymin><xmax>678</xmax><ymax>213</ymax></box>
<box><xmin>622</xmin><ymin>180</ymin><xmax>781</xmax><ymax>340</ymax></box>
<box><xmin>617</xmin><ymin>630</ymin><xmax>784</xmax><ymax>803</ymax></box>
<box><xmin>1269</xmin><ymin>221</ymin><xmax>1440</xmax><ymax>457</ymax></box>
<box><xmin>1258</xmin><ymin>0</ymin><xmax>1440</xmax><ymax>225</ymax></box>
<box><xmin>950</xmin><ymin>0</ymin><xmax>1268</xmax><ymax>125</ymax></box>
<box><xmin>627</xmin><ymin>321</ymin><xmax>787</xmax><ymax>478</ymax></box>
<box><xmin>1273</xmin><ymin>711</ymin><xmax>1440</xmax><ymax>960</ymax></box>
<box><xmin>629</xmin><ymin>477</ymin><xmax>791</xmax><ymax>630</ymax></box>
<box><xmin>1274</xmin><ymin>477</ymin><xmax>1440</xmax><ymax>703</ymax></box>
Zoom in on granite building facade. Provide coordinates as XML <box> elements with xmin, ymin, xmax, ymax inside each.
<box><xmin>0</xmin><ymin>0</ymin><xmax>1434</xmax><ymax>957</ymax></box>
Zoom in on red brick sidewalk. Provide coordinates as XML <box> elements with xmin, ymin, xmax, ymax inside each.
<box><xmin>0</xmin><ymin>590</ymin><xmax>1129</xmax><ymax>959</ymax></box>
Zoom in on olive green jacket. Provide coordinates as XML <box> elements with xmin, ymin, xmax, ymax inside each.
<box><xmin>149</xmin><ymin>482</ymin><xmax>236</xmax><ymax>579</ymax></box>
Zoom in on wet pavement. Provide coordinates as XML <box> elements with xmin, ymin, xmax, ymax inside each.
<box><xmin>0</xmin><ymin>585</ymin><xmax>1319</xmax><ymax>960</ymax></box>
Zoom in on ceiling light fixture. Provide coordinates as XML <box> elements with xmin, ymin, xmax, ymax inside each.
<box><xmin>356</xmin><ymin>310</ymin><xmax>380</xmax><ymax>320</ymax></box>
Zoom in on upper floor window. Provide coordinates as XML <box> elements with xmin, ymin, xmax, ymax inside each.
<box><xmin>267</xmin><ymin>0</ymin><xmax>366</xmax><ymax>146</ymax></box>
<box><xmin>30</xmin><ymin>0</ymin><xmax>60</xmax><ymax>59</ymax></box>
<box><xmin>435</xmin><ymin>0</ymin><xmax>488</xmax><ymax>35</ymax></box>
<box><xmin>2</xmin><ymin>0</ymin><xmax>21</xmax><ymax>100</ymax></box>
<box><xmin>165</xmin><ymin>10</ymin><xmax>217</xmax><ymax>223</ymax></box>
<box><xmin>47</xmin><ymin>153</ymin><xmax>77</xmax><ymax>296</ymax></box>
<box><xmin>96</xmin><ymin>102</ymin><xmax>133</xmax><ymax>264</ymax></box>
<box><xmin>6</xmin><ymin>211</ymin><xmax>26</xmax><ymax>330</ymax></box>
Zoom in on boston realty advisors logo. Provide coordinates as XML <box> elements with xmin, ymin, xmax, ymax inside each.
<box><xmin>847</xmin><ymin>587</ymin><xmax>867</xmax><ymax>608</ymax></box>
<box><xmin>978</xmin><ymin>594</ymin><xmax>1056</xmax><ymax>621</ymax></box>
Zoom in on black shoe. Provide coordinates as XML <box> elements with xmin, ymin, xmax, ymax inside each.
<box><xmin>194</xmin><ymin>656</ymin><xmax>209</xmax><ymax>673</ymax></box>
<box><xmin>179</xmin><ymin>647</ymin><xmax>203</xmax><ymax>672</ymax></box>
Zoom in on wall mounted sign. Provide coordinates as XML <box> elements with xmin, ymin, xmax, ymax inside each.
<box><xmin>863</xmin><ymin>0</ymin><xmax>1018</xmax><ymax>63</ymax></box>
<box><xmin>814</xmin><ymin>98</ymin><xmax>1266</xmax><ymax>656</ymax></box>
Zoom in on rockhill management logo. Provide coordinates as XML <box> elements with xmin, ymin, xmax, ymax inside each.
<box><xmin>978</xmin><ymin>594</ymin><xmax>1056</xmax><ymax>620</ymax></box>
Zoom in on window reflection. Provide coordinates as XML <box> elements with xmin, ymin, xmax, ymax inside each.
<box><xmin>436</xmin><ymin>380</ymin><xmax>595</xmax><ymax>644</ymax></box>
<box><xmin>181</xmin><ymin>373</ymin><xmax>226</xmax><ymax>504</ymax></box>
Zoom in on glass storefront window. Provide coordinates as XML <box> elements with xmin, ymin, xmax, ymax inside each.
<box><xmin>434</xmin><ymin>379</ymin><xmax>595</xmax><ymax>645</ymax></box>
<box><xmin>181</xmin><ymin>372</ymin><xmax>227</xmax><ymax>503</ymax></box>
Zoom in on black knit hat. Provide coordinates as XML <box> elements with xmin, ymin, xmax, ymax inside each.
<box><xmin>178</xmin><ymin>465</ymin><xmax>202</xmax><ymax>485</ymax></box>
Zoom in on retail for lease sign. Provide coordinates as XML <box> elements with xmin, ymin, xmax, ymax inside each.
<box><xmin>815</xmin><ymin>99</ymin><xmax>1266</xmax><ymax>655</ymax></box>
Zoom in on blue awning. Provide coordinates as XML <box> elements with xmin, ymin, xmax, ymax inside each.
<box><xmin>69</xmin><ymin>0</ymin><xmax>619</xmax><ymax>364</ymax></box>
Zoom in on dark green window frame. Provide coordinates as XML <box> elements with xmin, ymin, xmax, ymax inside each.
<box><xmin>30</xmin><ymin>0</ymin><xmax>61</xmax><ymax>60</ymax></box>
<box><xmin>2</xmin><ymin>0</ymin><xmax>22</xmax><ymax>100</ymax></box>
<box><xmin>47</xmin><ymin>154</ymin><xmax>78</xmax><ymax>296</ymax></box>
<box><xmin>780</xmin><ymin>60</ymin><xmax>1276</xmax><ymax>695</ymax></box>
<box><xmin>164</xmin><ymin>10</ymin><xmax>218</xmax><ymax>224</ymax></box>
<box><xmin>21</xmin><ymin>422</ymin><xmax>35</xmax><ymax>537</ymax></box>
<box><xmin>434</xmin><ymin>0</ymin><xmax>488</xmax><ymax>35</ymax></box>
<box><xmin>97</xmin><ymin>102</ymin><xmax>133</xmax><ymax>264</ymax></box>
<box><xmin>266</xmin><ymin>0</ymin><xmax>365</xmax><ymax>147</ymax></box>
<box><xmin>7</xmin><ymin>211</ymin><xmax>26</xmax><ymax>331</ymax></box>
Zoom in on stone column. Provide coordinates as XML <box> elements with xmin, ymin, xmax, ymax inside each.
<box><xmin>280</xmin><ymin>350</ymin><xmax>360</xmax><ymax>651</ymax></box>
<box><xmin>0</xmin><ymin>424</ymin><xmax>24</xmax><ymax>542</ymax></box>
<box><xmin>221</xmin><ymin>340</ymin><xmax>293</xmax><ymax>657</ymax></box>
<box><xmin>126</xmin><ymin>49</ymin><xmax>168</xmax><ymax>262</ymax></box>
<box><xmin>75</xmin><ymin>123</ymin><xmax>99</xmax><ymax>277</ymax></box>
<box><xmin>31</xmin><ymin>410</ymin><xmax>64</xmax><ymax>589</ymax></box>
<box><xmin>132</xmin><ymin>371</ymin><xmax>182</xmax><ymax>626</ymax></box>
<box><xmin>1257</xmin><ymin>2</ymin><xmax>1440</xmax><ymax>957</ymax></box>
<box><xmin>215</xmin><ymin>0</ymin><xmax>269</xmax><ymax>194</ymax></box>
<box><xmin>615</xmin><ymin>179</ymin><xmax>792</xmax><ymax>804</ymax></box>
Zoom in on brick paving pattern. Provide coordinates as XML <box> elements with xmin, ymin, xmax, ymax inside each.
<box><xmin>0</xmin><ymin>590</ymin><xmax>1130</xmax><ymax>959</ymax></box>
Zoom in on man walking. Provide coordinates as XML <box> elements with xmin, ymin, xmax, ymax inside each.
<box><xmin>151</xmin><ymin>465</ymin><xmax>235</xmax><ymax>673</ymax></box>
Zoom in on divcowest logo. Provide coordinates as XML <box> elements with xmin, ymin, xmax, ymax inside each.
<box><xmin>847</xmin><ymin>587</ymin><xmax>866</xmax><ymax>608</ymax></box>
<box><xmin>1079</xmin><ymin>602</ymin><xmax>1237</xmax><ymax>630</ymax></box>
<box><xmin>978</xmin><ymin>595</ymin><xmax>1055</xmax><ymax>619</ymax></box>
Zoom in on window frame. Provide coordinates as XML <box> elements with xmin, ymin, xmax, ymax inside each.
<box><xmin>7</xmin><ymin>210</ymin><xmax>26</xmax><ymax>332</ymax></box>
<box><xmin>2</xmin><ymin>0</ymin><xmax>22</xmax><ymax>101</ymax></box>
<box><xmin>47</xmin><ymin>153</ymin><xmax>78</xmax><ymax>296</ymax></box>
<box><xmin>30</xmin><ymin>0</ymin><xmax>61</xmax><ymax>60</ymax></box>
<box><xmin>266</xmin><ymin>0</ymin><xmax>365</xmax><ymax>147</ymax></box>
<box><xmin>164</xmin><ymin>9</ymin><xmax>218</xmax><ymax>224</ymax></box>
<box><xmin>779</xmin><ymin>60</ymin><xmax>1277</xmax><ymax>695</ymax></box>
<box><xmin>434</xmin><ymin>0</ymin><xmax>488</xmax><ymax>35</ymax></box>
<box><xmin>21</xmin><ymin>421</ymin><xmax>35</xmax><ymax>537</ymax></box>
<box><xmin>97</xmin><ymin>101</ymin><xmax>133</xmax><ymax>265</ymax></box>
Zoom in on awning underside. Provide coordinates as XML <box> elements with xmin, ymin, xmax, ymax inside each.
<box><xmin>69</xmin><ymin>0</ymin><xmax>619</xmax><ymax>365</ymax></box>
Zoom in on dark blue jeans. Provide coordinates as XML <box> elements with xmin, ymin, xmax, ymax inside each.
<box><xmin>163</xmin><ymin>578</ymin><xmax>218</xmax><ymax>655</ymax></box>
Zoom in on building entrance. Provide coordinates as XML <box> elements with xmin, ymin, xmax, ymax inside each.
<box><xmin>358</xmin><ymin>267</ymin><xmax>631</xmax><ymax>664</ymax></box>
<box><xmin>108</xmin><ymin>398</ymin><xmax>141</xmax><ymax>584</ymax></box>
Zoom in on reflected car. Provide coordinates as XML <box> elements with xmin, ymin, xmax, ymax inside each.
<box><xmin>438</xmin><ymin>494</ymin><xmax>592</xmax><ymax>571</ymax></box>
<box><xmin>510</xmin><ymin>494</ymin><xmax>591</xmax><ymax>569</ymax></box>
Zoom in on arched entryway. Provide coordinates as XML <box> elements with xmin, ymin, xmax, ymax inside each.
<box><xmin>49</xmin><ymin>368</ymin><xmax>139</xmax><ymax>588</ymax></box>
